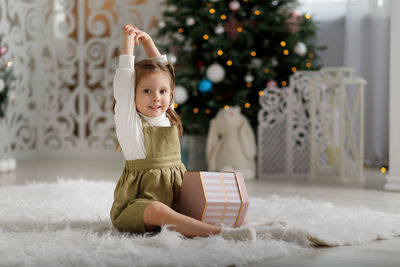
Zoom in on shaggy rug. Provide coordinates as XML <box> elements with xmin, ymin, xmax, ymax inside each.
<box><xmin>1</xmin><ymin>179</ymin><xmax>400</xmax><ymax>267</ymax></box>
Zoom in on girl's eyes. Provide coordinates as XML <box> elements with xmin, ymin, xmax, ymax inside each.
<box><xmin>142</xmin><ymin>89</ymin><xmax>168</xmax><ymax>94</ymax></box>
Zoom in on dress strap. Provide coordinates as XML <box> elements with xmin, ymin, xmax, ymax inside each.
<box><xmin>140</xmin><ymin>115</ymin><xmax>149</xmax><ymax>128</ymax></box>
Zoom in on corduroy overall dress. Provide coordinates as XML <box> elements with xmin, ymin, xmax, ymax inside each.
<box><xmin>110</xmin><ymin>118</ymin><xmax>186</xmax><ymax>233</ymax></box>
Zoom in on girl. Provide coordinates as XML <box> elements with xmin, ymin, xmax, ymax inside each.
<box><xmin>110</xmin><ymin>24</ymin><xmax>256</xmax><ymax>241</ymax></box>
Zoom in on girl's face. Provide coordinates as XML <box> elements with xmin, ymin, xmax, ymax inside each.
<box><xmin>135</xmin><ymin>72</ymin><xmax>172</xmax><ymax>117</ymax></box>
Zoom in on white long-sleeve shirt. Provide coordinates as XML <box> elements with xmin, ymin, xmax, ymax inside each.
<box><xmin>113</xmin><ymin>54</ymin><xmax>170</xmax><ymax>160</ymax></box>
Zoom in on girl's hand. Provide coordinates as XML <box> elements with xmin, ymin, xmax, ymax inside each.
<box><xmin>122</xmin><ymin>24</ymin><xmax>137</xmax><ymax>39</ymax></box>
<box><xmin>121</xmin><ymin>25</ymin><xmax>159</xmax><ymax>57</ymax></box>
<box><xmin>131</xmin><ymin>28</ymin><xmax>151</xmax><ymax>46</ymax></box>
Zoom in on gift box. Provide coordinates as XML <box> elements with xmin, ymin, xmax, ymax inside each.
<box><xmin>179</xmin><ymin>171</ymin><xmax>249</xmax><ymax>227</ymax></box>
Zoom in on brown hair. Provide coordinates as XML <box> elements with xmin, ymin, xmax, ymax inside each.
<box><xmin>112</xmin><ymin>59</ymin><xmax>183</xmax><ymax>151</ymax></box>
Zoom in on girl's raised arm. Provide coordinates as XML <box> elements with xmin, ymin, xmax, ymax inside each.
<box><xmin>121</xmin><ymin>24</ymin><xmax>136</xmax><ymax>55</ymax></box>
<box><xmin>113</xmin><ymin>24</ymin><xmax>138</xmax><ymax>158</ymax></box>
<box><xmin>132</xmin><ymin>28</ymin><xmax>161</xmax><ymax>58</ymax></box>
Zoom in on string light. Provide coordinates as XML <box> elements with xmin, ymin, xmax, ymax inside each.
<box><xmin>281</xmin><ymin>81</ymin><xmax>287</xmax><ymax>86</ymax></box>
<box><xmin>221</xmin><ymin>14</ymin><xmax>227</xmax><ymax>20</ymax></box>
<box><xmin>254</xmin><ymin>10</ymin><xmax>260</xmax><ymax>16</ymax></box>
<box><xmin>236</xmin><ymin>26</ymin><xmax>243</xmax><ymax>32</ymax></box>
<box><xmin>250</xmin><ymin>51</ymin><xmax>256</xmax><ymax>56</ymax></box>
<box><xmin>174</xmin><ymin>103</ymin><xmax>178</xmax><ymax>109</ymax></box>
<box><xmin>178</xmin><ymin>28</ymin><xmax>184</xmax><ymax>33</ymax></box>
<box><xmin>292</xmin><ymin>67</ymin><xmax>297</xmax><ymax>72</ymax></box>
<box><xmin>205</xmin><ymin>109</ymin><xmax>211</xmax><ymax>115</ymax></box>
<box><xmin>206</xmin><ymin>2</ymin><xmax>212</xmax><ymax>7</ymax></box>
<box><xmin>264</xmin><ymin>68</ymin><xmax>270</xmax><ymax>74</ymax></box>
<box><xmin>308</xmin><ymin>53</ymin><xmax>314</xmax><ymax>58</ymax></box>
<box><xmin>280</xmin><ymin>41</ymin><xmax>286</xmax><ymax>47</ymax></box>
<box><xmin>224</xmin><ymin>105</ymin><xmax>230</xmax><ymax>110</ymax></box>
<box><xmin>226</xmin><ymin>60</ymin><xmax>233</xmax><ymax>66</ymax></box>
<box><xmin>203</xmin><ymin>34</ymin><xmax>209</xmax><ymax>40</ymax></box>
<box><xmin>259</xmin><ymin>91</ymin><xmax>264</xmax><ymax>96</ymax></box>
<box><xmin>381</xmin><ymin>166</ymin><xmax>387</xmax><ymax>173</ymax></box>
<box><xmin>306</xmin><ymin>61</ymin><xmax>312</xmax><ymax>68</ymax></box>
<box><xmin>217</xmin><ymin>49</ymin><xmax>223</xmax><ymax>56</ymax></box>
<box><xmin>193</xmin><ymin>108</ymin><xmax>199</xmax><ymax>114</ymax></box>
<box><xmin>305</xmin><ymin>14</ymin><xmax>311</xmax><ymax>19</ymax></box>
<box><xmin>244</xmin><ymin>103</ymin><xmax>251</xmax><ymax>108</ymax></box>
<box><xmin>246</xmin><ymin>82</ymin><xmax>252</xmax><ymax>88</ymax></box>
<box><xmin>209</xmin><ymin>8</ymin><xmax>216</xmax><ymax>14</ymax></box>
<box><xmin>283</xmin><ymin>49</ymin><xmax>289</xmax><ymax>55</ymax></box>
<box><xmin>7</xmin><ymin>61</ymin><xmax>12</xmax><ymax>67</ymax></box>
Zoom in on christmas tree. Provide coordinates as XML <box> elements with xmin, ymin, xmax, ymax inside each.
<box><xmin>0</xmin><ymin>34</ymin><xmax>15</xmax><ymax>119</ymax></box>
<box><xmin>157</xmin><ymin>0</ymin><xmax>323</xmax><ymax>134</ymax></box>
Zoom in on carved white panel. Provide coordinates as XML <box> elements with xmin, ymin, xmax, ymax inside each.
<box><xmin>258</xmin><ymin>68</ymin><xmax>365</xmax><ymax>180</ymax></box>
<box><xmin>0</xmin><ymin>0</ymin><xmax>162</xmax><ymax>158</ymax></box>
<box><xmin>257</xmin><ymin>70</ymin><xmax>321</xmax><ymax>178</ymax></box>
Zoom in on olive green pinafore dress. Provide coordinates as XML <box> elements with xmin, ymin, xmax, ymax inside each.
<box><xmin>110</xmin><ymin>118</ymin><xmax>186</xmax><ymax>233</ymax></box>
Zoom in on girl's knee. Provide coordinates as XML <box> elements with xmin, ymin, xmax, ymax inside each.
<box><xmin>143</xmin><ymin>201</ymin><xmax>172</xmax><ymax>229</ymax></box>
<box><xmin>145</xmin><ymin>201</ymin><xmax>169</xmax><ymax>217</ymax></box>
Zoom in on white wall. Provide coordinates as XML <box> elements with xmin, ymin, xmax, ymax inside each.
<box><xmin>298</xmin><ymin>1</ymin><xmax>390</xmax><ymax>167</ymax></box>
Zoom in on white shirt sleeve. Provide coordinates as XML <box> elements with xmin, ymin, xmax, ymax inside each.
<box><xmin>113</xmin><ymin>54</ymin><xmax>169</xmax><ymax>160</ymax></box>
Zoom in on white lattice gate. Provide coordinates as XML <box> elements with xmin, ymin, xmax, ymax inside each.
<box><xmin>258</xmin><ymin>71</ymin><xmax>320</xmax><ymax>178</ymax></box>
<box><xmin>258</xmin><ymin>68</ymin><xmax>365</xmax><ymax>180</ymax></box>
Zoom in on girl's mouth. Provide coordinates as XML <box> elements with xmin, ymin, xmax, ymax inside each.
<box><xmin>148</xmin><ymin>106</ymin><xmax>161</xmax><ymax>111</ymax></box>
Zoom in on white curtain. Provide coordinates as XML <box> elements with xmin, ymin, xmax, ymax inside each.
<box><xmin>298</xmin><ymin>0</ymin><xmax>390</xmax><ymax>167</ymax></box>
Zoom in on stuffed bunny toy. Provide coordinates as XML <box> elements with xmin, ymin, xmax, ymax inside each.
<box><xmin>206</xmin><ymin>106</ymin><xmax>257</xmax><ymax>180</ymax></box>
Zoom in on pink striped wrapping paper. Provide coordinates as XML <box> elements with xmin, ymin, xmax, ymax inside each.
<box><xmin>179</xmin><ymin>172</ymin><xmax>249</xmax><ymax>227</ymax></box>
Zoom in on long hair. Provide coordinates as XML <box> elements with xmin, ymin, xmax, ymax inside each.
<box><xmin>112</xmin><ymin>59</ymin><xmax>183</xmax><ymax>152</ymax></box>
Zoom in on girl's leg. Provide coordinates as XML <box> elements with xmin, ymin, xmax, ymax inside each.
<box><xmin>143</xmin><ymin>201</ymin><xmax>221</xmax><ymax>238</ymax></box>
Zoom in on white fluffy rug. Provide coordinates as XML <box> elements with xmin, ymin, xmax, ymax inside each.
<box><xmin>1</xmin><ymin>179</ymin><xmax>400</xmax><ymax>267</ymax></box>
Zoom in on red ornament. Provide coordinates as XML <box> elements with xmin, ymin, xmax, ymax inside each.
<box><xmin>224</xmin><ymin>16</ymin><xmax>242</xmax><ymax>40</ymax></box>
<box><xmin>196</xmin><ymin>60</ymin><xmax>204</xmax><ymax>69</ymax></box>
<box><xmin>285</xmin><ymin>11</ymin><xmax>303</xmax><ymax>33</ymax></box>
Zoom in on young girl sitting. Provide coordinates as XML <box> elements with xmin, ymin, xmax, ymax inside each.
<box><xmin>110</xmin><ymin>24</ymin><xmax>256</xmax><ymax>241</ymax></box>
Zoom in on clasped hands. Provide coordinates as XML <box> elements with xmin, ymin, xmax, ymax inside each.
<box><xmin>123</xmin><ymin>24</ymin><xmax>151</xmax><ymax>46</ymax></box>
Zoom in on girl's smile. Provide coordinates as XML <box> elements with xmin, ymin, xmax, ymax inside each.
<box><xmin>135</xmin><ymin>72</ymin><xmax>172</xmax><ymax>117</ymax></box>
<box><xmin>148</xmin><ymin>105</ymin><xmax>161</xmax><ymax>111</ymax></box>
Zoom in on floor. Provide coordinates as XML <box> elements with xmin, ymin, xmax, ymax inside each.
<box><xmin>1</xmin><ymin>158</ymin><xmax>400</xmax><ymax>266</ymax></box>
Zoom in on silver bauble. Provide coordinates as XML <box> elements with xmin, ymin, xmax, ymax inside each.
<box><xmin>206</xmin><ymin>63</ymin><xmax>225</xmax><ymax>83</ymax></box>
<box><xmin>174</xmin><ymin>85</ymin><xmax>188</xmax><ymax>104</ymax></box>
